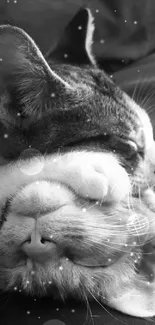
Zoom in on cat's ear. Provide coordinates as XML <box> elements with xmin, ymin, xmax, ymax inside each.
<box><xmin>0</xmin><ymin>25</ymin><xmax>73</xmax><ymax>123</ymax></box>
<box><xmin>47</xmin><ymin>8</ymin><xmax>97</xmax><ymax>67</ymax></box>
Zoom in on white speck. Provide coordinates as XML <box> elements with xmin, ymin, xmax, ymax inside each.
<box><xmin>64</xmin><ymin>53</ymin><xmax>68</xmax><ymax>58</ymax></box>
<box><xmin>134</xmin><ymin>259</ymin><xmax>138</xmax><ymax>263</ymax></box>
<box><xmin>48</xmin><ymin>281</ymin><xmax>52</xmax><ymax>284</ymax></box>
<box><xmin>82</xmin><ymin>208</ymin><xmax>87</xmax><ymax>212</ymax></box>
<box><xmin>14</xmin><ymin>0</ymin><xmax>17</xmax><ymax>3</ymax></box>
<box><xmin>59</xmin><ymin>266</ymin><xmax>63</xmax><ymax>271</ymax></box>
<box><xmin>100</xmin><ymin>39</ymin><xmax>105</xmax><ymax>44</ymax></box>
<box><xmin>134</xmin><ymin>21</ymin><xmax>138</xmax><ymax>24</ymax></box>
<box><xmin>49</xmin><ymin>235</ymin><xmax>53</xmax><ymax>239</ymax></box>
<box><xmin>119</xmin><ymin>218</ymin><xmax>122</xmax><ymax>221</ymax></box>
<box><xmin>38</xmin><ymin>316</ymin><xmax>41</xmax><ymax>319</ymax></box>
<box><xmin>65</xmin><ymin>258</ymin><xmax>69</xmax><ymax>261</ymax></box>
<box><xmin>114</xmin><ymin>9</ymin><xmax>117</xmax><ymax>12</ymax></box>
<box><xmin>124</xmin><ymin>244</ymin><xmax>128</xmax><ymax>247</ymax></box>
<box><xmin>27</xmin><ymin>311</ymin><xmax>31</xmax><ymax>315</ymax></box>
<box><xmin>96</xmin><ymin>9</ymin><xmax>99</xmax><ymax>13</ymax></box>
<box><xmin>147</xmin><ymin>281</ymin><xmax>151</xmax><ymax>285</ymax></box>
<box><xmin>56</xmin><ymin>308</ymin><xmax>59</xmax><ymax>311</ymax></box>
<box><xmin>124</xmin><ymin>20</ymin><xmax>127</xmax><ymax>23</ymax></box>
<box><xmin>130</xmin><ymin>252</ymin><xmax>134</xmax><ymax>256</ymax></box>
<box><xmin>107</xmin><ymin>238</ymin><xmax>110</xmax><ymax>242</ymax></box>
<box><xmin>96</xmin><ymin>201</ymin><xmax>99</xmax><ymax>205</ymax></box>
<box><xmin>91</xmin><ymin>276</ymin><xmax>94</xmax><ymax>279</ymax></box>
<box><xmin>78</xmin><ymin>26</ymin><xmax>82</xmax><ymax>30</ymax></box>
<box><xmin>7</xmin><ymin>0</ymin><xmax>10</xmax><ymax>3</ymax></box>
<box><xmin>0</xmin><ymin>58</ymin><xmax>3</xmax><ymax>61</ymax></box>
<box><xmin>14</xmin><ymin>287</ymin><xmax>18</xmax><ymax>291</ymax></box>
<box><xmin>53</xmin><ymin>158</ymin><xmax>57</xmax><ymax>162</ymax></box>
<box><xmin>108</xmin><ymin>258</ymin><xmax>112</xmax><ymax>262</ymax></box>
<box><xmin>138</xmin><ymin>256</ymin><xmax>141</xmax><ymax>259</ymax></box>
<box><xmin>51</xmin><ymin>93</ymin><xmax>55</xmax><ymax>98</ymax></box>
<box><xmin>29</xmin><ymin>145</ymin><xmax>31</xmax><ymax>148</ymax></box>
<box><xmin>87</xmin><ymin>118</ymin><xmax>91</xmax><ymax>122</ymax></box>
<box><xmin>113</xmin><ymin>149</ymin><xmax>116</xmax><ymax>152</ymax></box>
<box><xmin>103</xmin><ymin>132</ymin><xmax>107</xmax><ymax>135</ymax></box>
<box><xmin>19</xmin><ymin>289</ymin><xmax>22</xmax><ymax>292</ymax></box>
<box><xmin>133</xmin><ymin>241</ymin><xmax>137</xmax><ymax>245</ymax></box>
<box><xmin>110</xmin><ymin>75</ymin><xmax>113</xmax><ymax>79</ymax></box>
<box><xmin>31</xmin><ymin>271</ymin><xmax>35</xmax><ymax>275</ymax></box>
<box><xmin>26</xmin><ymin>280</ymin><xmax>30</xmax><ymax>284</ymax></box>
<box><xmin>57</xmin><ymin>185</ymin><xmax>60</xmax><ymax>188</ymax></box>
<box><xmin>4</xmin><ymin>134</ymin><xmax>8</xmax><ymax>138</ymax></box>
<box><xmin>122</xmin><ymin>59</ymin><xmax>125</xmax><ymax>62</ymax></box>
<box><xmin>34</xmin><ymin>298</ymin><xmax>37</xmax><ymax>301</ymax></box>
<box><xmin>17</xmin><ymin>112</ymin><xmax>21</xmax><ymax>116</ymax></box>
<box><xmin>71</xmin><ymin>309</ymin><xmax>75</xmax><ymax>313</ymax></box>
<box><xmin>137</xmin><ymin>69</ymin><xmax>140</xmax><ymax>72</ymax></box>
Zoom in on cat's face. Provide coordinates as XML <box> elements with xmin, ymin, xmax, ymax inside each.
<box><xmin>0</xmin><ymin>8</ymin><xmax>155</xmax><ymax>307</ymax></box>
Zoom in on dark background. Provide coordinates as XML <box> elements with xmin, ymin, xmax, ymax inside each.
<box><xmin>1</xmin><ymin>0</ymin><xmax>155</xmax><ymax>324</ymax></box>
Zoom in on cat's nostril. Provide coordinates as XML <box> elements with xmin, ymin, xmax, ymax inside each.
<box><xmin>25</xmin><ymin>235</ymin><xmax>53</xmax><ymax>246</ymax></box>
<box><xmin>40</xmin><ymin>237</ymin><xmax>47</xmax><ymax>244</ymax></box>
<box><xmin>21</xmin><ymin>231</ymin><xmax>58</xmax><ymax>264</ymax></box>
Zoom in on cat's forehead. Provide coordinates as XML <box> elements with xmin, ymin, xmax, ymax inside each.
<box><xmin>55</xmin><ymin>64</ymin><xmax>147</xmax><ymax>136</ymax></box>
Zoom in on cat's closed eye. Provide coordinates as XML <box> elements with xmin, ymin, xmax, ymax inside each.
<box><xmin>106</xmin><ymin>136</ymin><xmax>144</xmax><ymax>160</ymax></box>
<box><xmin>127</xmin><ymin>140</ymin><xmax>144</xmax><ymax>159</ymax></box>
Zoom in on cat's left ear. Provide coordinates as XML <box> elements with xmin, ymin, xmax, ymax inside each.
<box><xmin>47</xmin><ymin>8</ymin><xmax>97</xmax><ymax>67</ymax></box>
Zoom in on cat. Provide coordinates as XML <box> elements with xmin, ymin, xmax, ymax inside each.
<box><xmin>0</xmin><ymin>7</ymin><xmax>155</xmax><ymax>318</ymax></box>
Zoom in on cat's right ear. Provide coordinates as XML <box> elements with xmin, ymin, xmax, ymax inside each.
<box><xmin>47</xmin><ymin>8</ymin><xmax>97</xmax><ymax>67</ymax></box>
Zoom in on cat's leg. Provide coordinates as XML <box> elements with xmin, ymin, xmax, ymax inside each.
<box><xmin>53</xmin><ymin>151</ymin><xmax>131</xmax><ymax>203</ymax></box>
<box><xmin>107</xmin><ymin>280</ymin><xmax>155</xmax><ymax>317</ymax></box>
<box><xmin>142</xmin><ymin>187</ymin><xmax>155</xmax><ymax>212</ymax></box>
<box><xmin>141</xmin><ymin>188</ymin><xmax>155</xmax><ymax>236</ymax></box>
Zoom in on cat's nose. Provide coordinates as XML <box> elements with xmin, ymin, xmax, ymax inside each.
<box><xmin>22</xmin><ymin>230</ymin><xmax>57</xmax><ymax>264</ymax></box>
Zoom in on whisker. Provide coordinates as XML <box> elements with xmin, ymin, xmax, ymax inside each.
<box><xmin>88</xmin><ymin>289</ymin><xmax>126</xmax><ymax>324</ymax></box>
<box><xmin>83</xmin><ymin>290</ymin><xmax>95</xmax><ymax>325</ymax></box>
<box><xmin>133</xmin><ymin>76</ymin><xmax>155</xmax><ymax>106</ymax></box>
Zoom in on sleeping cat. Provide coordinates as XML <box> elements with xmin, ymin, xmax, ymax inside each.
<box><xmin>0</xmin><ymin>7</ymin><xmax>155</xmax><ymax>318</ymax></box>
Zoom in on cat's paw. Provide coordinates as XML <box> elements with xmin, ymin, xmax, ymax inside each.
<box><xmin>142</xmin><ymin>188</ymin><xmax>155</xmax><ymax>212</ymax></box>
<box><xmin>61</xmin><ymin>151</ymin><xmax>131</xmax><ymax>203</ymax></box>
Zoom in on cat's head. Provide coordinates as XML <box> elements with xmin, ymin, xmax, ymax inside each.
<box><xmin>0</xmin><ymin>8</ymin><xmax>155</xmax><ymax>309</ymax></box>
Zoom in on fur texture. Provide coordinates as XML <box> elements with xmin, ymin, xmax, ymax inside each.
<box><xmin>0</xmin><ymin>8</ymin><xmax>155</xmax><ymax>318</ymax></box>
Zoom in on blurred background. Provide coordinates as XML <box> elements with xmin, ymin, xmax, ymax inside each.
<box><xmin>1</xmin><ymin>0</ymin><xmax>155</xmax><ymax>67</ymax></box>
